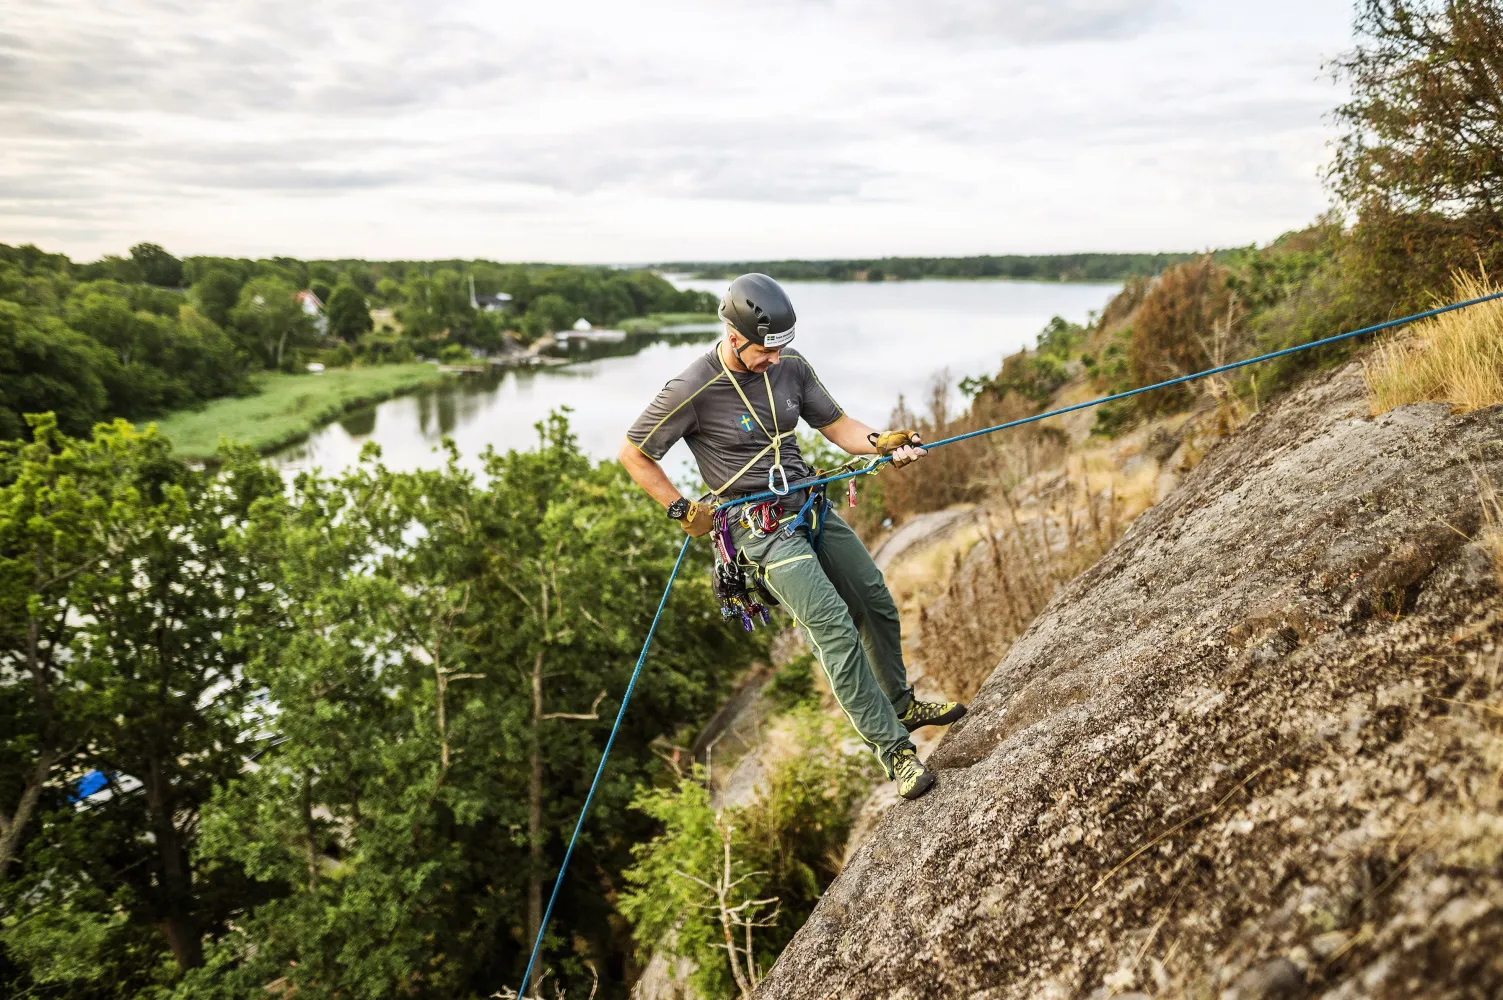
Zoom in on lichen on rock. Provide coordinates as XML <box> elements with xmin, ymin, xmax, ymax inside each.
<box><xmin>755</xmin><ymin>363</ymin><xmax>1503</xmax><ymax>999</ymax></box>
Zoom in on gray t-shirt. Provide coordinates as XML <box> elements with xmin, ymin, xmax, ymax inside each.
<box><xmin>627</xmin><ymin>346</ymin><xmax>844</xmax><ymax>497</ymax></box>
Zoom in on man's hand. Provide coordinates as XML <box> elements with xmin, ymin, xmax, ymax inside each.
<box><xmin>678</xmin><ymin>501</ymin><xmax>714</xmax><ymax>537</ymax></box>
<box><xmin>868</xmin><ymin>428</ymin><xmax>927</xmax><ymax>469</ymax></box>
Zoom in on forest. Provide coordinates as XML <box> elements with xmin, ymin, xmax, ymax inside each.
<box><xmin>3</xmin><ymin>1</ymin><xmax>1501</xmax><ymax>998</ymax></box>
<box><xmin>0</xmin><ymin>247</ymin><xmax>715</xmax><ymax>444</ymax></box>
<box><xmin>659</xmin><ymin>252</ymin><xmax>1200</xmax><ymax>283</ymax></box>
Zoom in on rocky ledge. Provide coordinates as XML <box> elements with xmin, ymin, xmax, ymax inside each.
<box><xmin>757</xmin><ymin>363</ymin><xmax>1503</xmax><ymax>999</ymax></box>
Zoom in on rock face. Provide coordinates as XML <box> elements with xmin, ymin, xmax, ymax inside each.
<box><xmin>756</xmin><ymin>364</ymin><xmax>1503</xmax><ymax>999</ymax></box>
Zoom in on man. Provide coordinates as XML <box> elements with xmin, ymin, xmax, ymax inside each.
<box><xmin>618</xmin><ymin>273</ymin><xmax>966</xmax><ymax>800</ymax></box>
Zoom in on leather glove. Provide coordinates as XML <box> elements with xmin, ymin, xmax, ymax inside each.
<box><xmin>868</xmin><ymin>428</ymin><xmax>926</xmax><ymax>469</ymax></box>
<box><xmin>679</xmin><ymin>501</ymin><xmax>714</xmax><ymax>537</ymax></box>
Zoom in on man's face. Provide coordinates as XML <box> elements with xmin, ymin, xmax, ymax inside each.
<box><xmin>729</xmin><ymin>330</ymin><xmax>784</xmax><ymax>372</ymax></box>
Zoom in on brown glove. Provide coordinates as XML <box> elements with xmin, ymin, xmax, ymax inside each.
<box><xmin>678</xmin><ymin>501</ymin><xmax>714</xmax><ymax>537</ymax></box>
<box><xmin>868</xmin><ymin>428</ymin><xmax>925</xmax><ymax>468</ymax></box>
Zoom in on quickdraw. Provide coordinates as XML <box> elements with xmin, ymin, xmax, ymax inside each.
<box><xmin>710</xmin><ymin>507</ymin><xmax>772</xmax><ymax>632</ymax></box>
<box><xmin>739</xmin><ymin>499</ymin><xmax>783</xmax><ymax>538</ymax></box>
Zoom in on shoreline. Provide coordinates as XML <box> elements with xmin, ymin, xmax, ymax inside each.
<box><xmin>151</xmin><ymin>364</ymin><xmax>451</xmax><ymax>461</ymax></box>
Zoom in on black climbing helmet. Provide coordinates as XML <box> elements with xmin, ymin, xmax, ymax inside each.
<box><xmin>719</xmin><ymin>273</ymin><xmax>796</xmax><ymax>349</ymax></box>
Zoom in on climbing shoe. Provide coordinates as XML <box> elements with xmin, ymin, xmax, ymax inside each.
<box><xmin>898</xmin><ymin>697</ymin><xmax>968</xmax><ymax>732</ymax></box>
<box><xmin>891</xmin><ymin>749</ymin><xmax>935</xmax><ymax>800</ymax></box>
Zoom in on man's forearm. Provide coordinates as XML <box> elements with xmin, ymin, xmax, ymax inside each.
<box><xmin>819</xmin><ymin>414</ymin><xmax>880</xmax><ymax>455</ymax></box>
<box><xmin>618</xmin><ymin>438</ymin><xmax>683</xmax><ymax>508</ymax></box>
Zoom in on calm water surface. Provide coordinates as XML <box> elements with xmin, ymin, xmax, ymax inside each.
<box><xmin>270</xmin><ymin>279</ymin><xmax>1119</xmax><ymax>481</ymax></box>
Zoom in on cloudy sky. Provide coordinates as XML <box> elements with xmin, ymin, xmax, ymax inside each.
<box><xmin>2</xmin><ymin>0</ymin><xmax>1357</xmax><ymax>263</ymax></box>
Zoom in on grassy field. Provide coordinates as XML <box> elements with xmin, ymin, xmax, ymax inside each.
<box><xmin>619</xmin><ymin>312</ymin><xmax>719</xmax><ymax>334</ymax></box>
<box><xmin>152</xmin><ymin>364</ymin><xmax>448</xmax><ymax>459</ymax></box>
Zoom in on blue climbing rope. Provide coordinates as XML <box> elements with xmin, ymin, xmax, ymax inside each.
<box><xmin>718</xmin><ymin>288</ymin><xmax>1503</xmax><ymax>513</ymax></box>
<box><xmin>516</xmin><ymin>533</ymin><xmax>693</xmax><ymax>998</ymax></box>
<box><xmin>514</xmin><ymin>286</ymin><xmax>1503</xmax><ymax>997</ymax></box>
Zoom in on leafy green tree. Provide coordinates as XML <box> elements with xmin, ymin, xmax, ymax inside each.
<box><xmin>621</xmin><ymin>711</ymin><xmax>874</xmax><ymax>999</ymax></box>
<box><xmin>189</xmin><ymin>268</ymin><xmax>243</xmax><ymax>329</ymax></box>
<box><xmin>0</xmin><ymin>303</ymin><xmax>111</xmax><ymax>439</ymax></box>
<box><xmin>128</xmin><ymin>243</ymin><xmax>183</xmax><ymax>288</ymax></box>
<box><xmin>325</xmin><ymin>284</ymin><xmax>373</xmax><ymax>342</ymax></box>
<box><xmin>1</xmin><ymin>419</ymin><xmax>285</xmax><ymax>991</ymax></box>
<box><xmin>375</xmin><ymin>277</ymin><xmax>402</xmax><ymax>303</ymax></box>
<box><xmin>171</xmin><ymin>414</ymin><xmax>754</xmax><ymax>999</ymax></box>
<box><xmin>1330</xmin><ymin>0</ymin><xmax>1503</xmax><ymax>307</ymax></box>
<box><xmin>524</xmin><ymin>293</ymin><xmax>575</xmax><ymax>337</ymax></box>
<box><xmin>229</xmin><ymin>278</ymin><xmax>314</xmax><ymax>370</ymax></box>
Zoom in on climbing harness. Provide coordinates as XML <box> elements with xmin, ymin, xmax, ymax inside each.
<box><xmin>514</xmin><ymin>288</ymin><xmax>1503</xmax><ymax>999</ymax></box>
<box><xmin>709</xmin><ymin>506</ymin><xmax>773</xmax><ymax>630</ymax></box>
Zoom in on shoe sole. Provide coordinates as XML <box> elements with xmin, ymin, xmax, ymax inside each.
<box><xmin>900</xmin><ymin>703</ymin><xmax>968</xmax><ymax>732</ymax></box>
<box><xmin>900</xmin><ymin>768</ymin><xmax>936</xmax><ymax>800</ymax></box>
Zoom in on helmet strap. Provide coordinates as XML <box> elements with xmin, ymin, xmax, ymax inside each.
<box><xmin>731</xmin><ymin>332</ymin><xmax>758</xmax><ymax>368</ymax></box>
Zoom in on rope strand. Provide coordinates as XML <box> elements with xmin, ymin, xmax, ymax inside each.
<box><xmin>514</xmin><ymin>286</ymin><xmax>1502</xmax><ymax>998</ymax></box>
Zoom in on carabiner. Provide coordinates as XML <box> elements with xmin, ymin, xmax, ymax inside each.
<box><xmin>768</xmin><ymin>462</ymin><xmax>790</xmax><ymax>496</ymax></box>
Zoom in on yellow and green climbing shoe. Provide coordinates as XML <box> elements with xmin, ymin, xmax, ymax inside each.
<box><xmin>891</xmin><ymin>749</ymin><xmax>935</xmax><ymax>800</ymax></box>
<box><xmin>898</xmin><ymin>697</ymin><xmax>967</xmax><ymax>732</ymax></box>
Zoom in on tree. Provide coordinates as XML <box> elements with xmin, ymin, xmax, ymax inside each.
<box><xmin>189</xmin><ymin>270</ymin><xmax>242</xmax><ymax>328</ymax></box>
<box><xmin>1329</xmin><ymin>0</ymin><xmax>1503</xmax><ymax>304</ymax></box>
<box><xmin>129</xmin><ymin>243</ymin><xmax>183</xmax><ymax>288</ymax></box>
<box><xmin>1</xmin><ymin>420</ymin><xmax>285</xmax><ymax>988</ymax></box>
<box><xmin>1128</xmin><ymin>256</ymin><xmax>1236</xmax><ymax>416</ymax></box>
<box><xmin>621</xmin><ymin>712</ymin><xmax>873</xmax><ymax>1000</ymax></box>
<box><xmin>523</xmin><ymin>294</ymin><xmax>575</xmax><ymax>338</ymax></box>
<box><xmin>0</xmin><ymin>303</ymin><xmax>111</xmax><ymax>439</ymax></box>
<box><xmin>325</xmin><ymin>284</ymin><xmax>373</xmax><ymax>342</ymax></box>
<box><xmin>172</xmin><ymin>415</ymin><xmax>752</xmax><ymax>999</ymax></box>
<box><xmin>228</xmin><ymin>278</ymin><xmax>314</xmax><ymax>370</ymax></box>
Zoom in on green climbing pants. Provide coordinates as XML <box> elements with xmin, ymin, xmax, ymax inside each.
<box><xmin>729</xmin><ymin>497</ymin><xmax>916</xmax><ymax>773</ymax></box>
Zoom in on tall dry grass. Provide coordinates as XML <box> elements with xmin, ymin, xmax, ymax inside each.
<box><xmin>1364</xmin><ymin>272</ymin><xmax>1503</xmax><ymax>414</ymax></box>
<box><xmin>878</xmin><ymin>374</ymin><xmax>1068</xmax><ymax>528</ymax></box>
<box><xmin>917</xmin><ymin>470</ymin><xmax>1135</xmax><ymax>701</ymax></box>
<box><xmin>1480</xmin><ymin>474</ymin><xmax>1503</xmax><ymax>591</ymax></box>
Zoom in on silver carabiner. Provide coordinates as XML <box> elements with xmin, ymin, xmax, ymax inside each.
<box><xmin>768</xmin><ymin>462</ymin><xmax>790</xmax><ymax>496</ymax></box>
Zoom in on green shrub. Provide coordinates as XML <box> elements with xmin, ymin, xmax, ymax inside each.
<box><xmin>621</xmin><ymin>711</ymin><xmax>876</xmax><ymax>998</ymax></box>
<box><xmin>321</xmin><ymin>342</ymin><xmax>354</xmax><ymax>368</ymax></box>
<box><xmin>766</xmin><ymin>653</ymin><xmax>817</xmax><ymax>711</ymax></box>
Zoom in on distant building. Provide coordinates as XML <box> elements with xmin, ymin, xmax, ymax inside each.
<box><xmin>296</xmin><ymin>289</ymin><xmax>329</xmax><ymax>336</ymax></box>
<box><xmin>469</xmin><ymin>273</ymin><xmax>512</xmax><ymax>312</ymax></box>
<box><xmin>572</xmin><ymin>317</ymin><xmax>592</xmax><ymax>331</ymax></box>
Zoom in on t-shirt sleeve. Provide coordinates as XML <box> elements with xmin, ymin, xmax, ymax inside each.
<box><xmin>795</xmin><ymin>355</ymin><xmax>843</xmax><ymax>429</ymax></box>
<box><xmin>626</xmin><ymin>376</ymin><xmax>701</xmax><ymax>460</ymax></box>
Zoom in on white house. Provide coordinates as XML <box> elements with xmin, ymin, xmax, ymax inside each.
<box><xmin>295</xmin><ymin>289</ymin><xmax>329</xmax><ymax>336</ymax></box>
<box><xmin>572</xmin><ymin>317</ymin><xmax>592</xmax><ymax>331</ymax></box>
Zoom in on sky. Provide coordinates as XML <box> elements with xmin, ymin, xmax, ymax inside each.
<box><xmin>1</xmin><ymin>0</ymin><xmax>1358</xmax><ymax>263</ymax></box>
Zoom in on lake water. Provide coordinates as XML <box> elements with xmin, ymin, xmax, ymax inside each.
<box><xmin>269</xmin><ymin>278</ymin><xmax>1120</xmax><ymax>481</ymax></box>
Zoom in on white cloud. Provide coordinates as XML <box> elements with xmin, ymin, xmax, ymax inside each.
<box><xmin>0</xmin><ymin>0</ymin><xmax>1356</xmax><ymax>261</ymax></box>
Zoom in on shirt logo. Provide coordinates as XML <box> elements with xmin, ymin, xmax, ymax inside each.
<box><xmin>785</xmin><ymin>397</ymin><xmax>798</xmax><ymax>410</ymax></box>
<box><xmin>739</xmin><ymin>413</ymin><xmax>754</xmax><ymax>432</ymax></box>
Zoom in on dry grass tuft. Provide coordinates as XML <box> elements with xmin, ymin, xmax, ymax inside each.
<box><xmin>1365</xmin><ymin>272</ymin><xmax>1503</xmax><ymax>414</ymax></box>
<box><xmin>916</xmin><ymin>470</ymin><xmax>1133</xmax><ymax>701</ymax></box>
<box><xmin>1479</xmin><ymin>474</ymin><xmax>1503</xmax><ymax>592</ymax></box>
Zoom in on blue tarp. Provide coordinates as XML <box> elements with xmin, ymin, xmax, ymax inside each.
<box><xmin>71</xmin><ymin>770</ymin><xmax>108</xmax><ymax>801</ymax></box>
